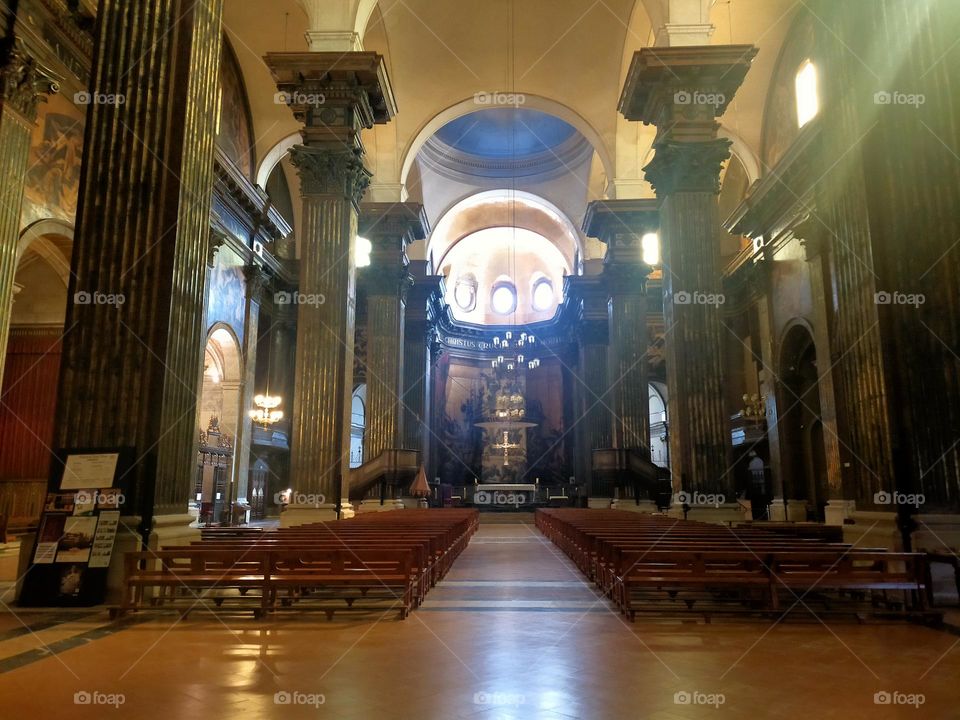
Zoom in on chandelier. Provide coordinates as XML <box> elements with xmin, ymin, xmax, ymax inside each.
<box><xmin>249</xmin><ymin>394</ymin><xmax>283</xmax><ymax>427</ymax></box>
<box><xmin>491</xmin><ymin>330</ymin><xmax>541</xmax><ymax>370</ymax></box>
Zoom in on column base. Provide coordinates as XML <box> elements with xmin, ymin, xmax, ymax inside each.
<box><xmin>280</xmin><ymin>503</ymin><xmax>340</xmax><ymax>526</ymax></box>
<box><xmin>686</xmin><ymin>503</ymin><xmax>752</xmax><ymax>525</ymax></box>
<box><xmin>356</xmin><ymin>499</ymin><xmax>404</xmax><ymax>513</ymax></box>
<box><xmin>910</xmin><ymin>513</ymin><xmax>960</xmax><ymax>552</ymax></box>
<box><xmin>824</xmin><ymin>498</ymin><xmax>856</xmax><ymax>526</ymax></box>
<box><xmin>588</xmin><ymin>497</ymin><xmax>615</xmax><ymax>509</ymax></box>
<box><xmin>106</xmin><ymin>515</ymin><xmax>148</xmax><ymax>605</ymax></box>
<box><xmin>767</xmin><ymin>498</ymin><xmax>787</xmax><ymax>522</ymax></box>
<box><xmin>844</xmin><ymin>510</ymin><xmax>902</xmax><ymax>550</ymax></box>
<box><xmin>614</xmin><ymin>500</ymin><xmax>660</xmax><ymax>514</ymax></box>
<box><xmin>785</xmin><ymin>499</ymin><xmax>808</xmax><ymax>523</ymax></box>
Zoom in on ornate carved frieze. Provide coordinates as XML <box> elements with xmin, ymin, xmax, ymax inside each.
<box><xmin>0</xmin><ymin>38</ymin><xmax>60</xmax><ymax>123</ymax></box>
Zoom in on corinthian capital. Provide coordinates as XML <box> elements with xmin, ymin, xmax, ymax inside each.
<box><xmin>643</xmin><ymin>138</ymin><xmax>731</xmax><ymax>196</ymax></box>
<box><xmin>0</xmin><ymin>38</ymin><xmax>60</xmax><ymax>123</ymax></box>
<box><xmin>290</xmin><ymin>145</ymin><xmax>372</xmax><ymax>208</ymax></box>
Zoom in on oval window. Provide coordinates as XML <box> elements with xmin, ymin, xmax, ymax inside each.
<box><xmin>491</xmin><ymin>282</ymin><xmax>517</xmax><ymax>315</ymax></box>
<box><xmin>532</xmin><ymin>279</ymin><xmax>554</xmax><ymax>312</ymax></box>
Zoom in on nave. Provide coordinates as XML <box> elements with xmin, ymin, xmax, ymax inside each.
<box><xmin>0</xmin><ymin>517</ymin><xmax>957</xmax><ymax>719</ymax></box>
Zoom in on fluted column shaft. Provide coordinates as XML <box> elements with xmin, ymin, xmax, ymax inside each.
<box><xmin>358</xmin><ymin>203</ymin><xmax>427</xmax><ymax>462</ymax></box>
<box><xmin>619</xmin><ymin>45</ymin><xmax>757</xmax><ymax>495</ymax></box>
<box><xmin>402</xmin><ymin>273</ymin><xmax>442</xmax><ymax>463</ymax></box>
<box><xmin>265</xmin><ymin>51</ymin><xmax>396</xmax><ymax>517</ymax></box>
<box><xmin>584</xmin><ymin>200</ymin><xmax>657</xmax><ymax>454</ymax></box>
<box><xmin>567</xmin><ymin>276</ymin><xmax>612</xmax><ymax>493</ymax></box>
<box><xmin>54</xmin><ymin>0</ymin><xmax>224</xmax><ymax>518</ymax></box>
<box><xmin>289</xmin><ymin>187</ymin><xmax>359</xmax><ymax>504</ymax></box>
<box><xmin>0</xmin><ymin>39</ymin><xmax>57</xmax><ymax>386</ymax></box>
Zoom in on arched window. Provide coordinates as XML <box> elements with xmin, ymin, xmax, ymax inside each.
<box><xmin>491</xmin><ymin>281</ymin><xmax>517</xmax><ymax>315</ymax></box>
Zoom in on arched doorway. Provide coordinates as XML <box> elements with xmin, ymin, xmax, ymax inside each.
<box><xmin>350</xmin><ymin>385</ymin><xmax>366</xmax><ymax>468</ymax></box>
<box><xmin>778</xmin><ymin>324</ymin><xmax>828</xmax><ymax>521</ymax></box>
<box><xmin>195</xmin><ymin>326</ymin><xmax>243</xmax><ymax>525</ymax></box>
<box><xmin>0</xmin><ymin>222</ymin><xmax>72</xmax><ymax>533</ymax></box>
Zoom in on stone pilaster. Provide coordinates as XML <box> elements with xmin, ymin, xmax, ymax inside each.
<box><xmin>0</xmin><ymin>38</ymin><xmax>58</xmax><ymax>385</ymax></box>
<box><xmin>584</xmin><ymin>200</ymin><xmax>657</xmax><ymax>453</ymax></box>
<box><xmin>358</xmin><ymin>202</ymin><xmax>427</xmax><ymax>461</ymax></box>
<box><xmin>53</xmin><ymin>0</ymin><xmax>224</xmax><ymax>523</ymax></box>
<box><xmin>567</xmin><ymin>275</ymin><xmax>612</xmax><ymax>495</ymax></box>
<box><xmin>620</xmin><ymin>45</ymin><xmax>757</xmax><ymax>496</ymax></box>
<box><xmin>265</xmin><ymin>52</ymin><xmax>396</xmax><ymax>523</ymax></box>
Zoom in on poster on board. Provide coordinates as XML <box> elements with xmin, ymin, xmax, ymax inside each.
<box><xmin>60</xmin><ymin>453</ymin><xmax>120</xmax><ymax>490</ymax></box>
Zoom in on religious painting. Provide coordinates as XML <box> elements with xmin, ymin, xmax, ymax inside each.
<box><xmin>206</xmin><ymin>245</ymin><xmax>246</xmax><ymax>342</ymax></box>
<box><xmin>216</xmin><ymin>40</ymin><xmax>255</xmax><ymax>179</ymax></box>
<box><xmin>21</xmin><ymin>98</ymin><xmax>85</xmax><ymax>227</ymax></box>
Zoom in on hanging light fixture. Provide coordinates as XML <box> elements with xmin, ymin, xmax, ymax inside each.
<box><xmin>249</xmin><ymin>393</ymin><xmax>283</xmax><ymax>427</ymax></box>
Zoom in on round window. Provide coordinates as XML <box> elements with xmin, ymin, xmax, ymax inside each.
<box><xmin>454</xmin><ymin>275</ymin><xmax>477</xmax><ymax>311</ymax></box>
<box><xmin>491</xmin><ymin>283</ymin><xmax>517</xmax><ymax>315</ymax></box>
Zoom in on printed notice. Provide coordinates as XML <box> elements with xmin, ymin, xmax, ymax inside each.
<box><xmin>88</xmin><ymin>511</ymin><xmax>121</xmax><ymax>568</ymax></box>
<box><xmin>60</xmin><ymin>453</ymin><xmax>119</xmax><ymax>490</ymax></box>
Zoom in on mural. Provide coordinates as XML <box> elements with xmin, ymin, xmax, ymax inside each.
<box><xmin>206</xmin><ymin>245</ymin><xmax>246</xmax><ymax>342</ymax></box>
<box><xmin>217</xmin><ymin>40</ymin><xmax>254</xmax><ymax>179</ymax></box>
<box><xmin>22</xmin><ymin>98</ymin><xmax>85</xmax><ymax>228</ymax></box>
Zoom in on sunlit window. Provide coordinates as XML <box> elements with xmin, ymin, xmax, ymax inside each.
<box><xmin>531</xmin><ymin>279</ymin><xmax>554</xmax><ymax>312</ymax></box>
<box><xmin>795</xmin><ymin>60</ymin><xmax>819</xmax><ymax>128</ymax></box>
<box><xmin>491</xmin><ymin>282</ymin><xmax>517</xmax><ymax>315</ymax></box>
<box><xmin>356</xmin><ymin>236</ymin><xmax>372</xmax><ymax>267</ymax></box>
<box><xmin>642</xmin><ymin>232</ymin><xmax>660</xmax><ymax>266</ymax></box>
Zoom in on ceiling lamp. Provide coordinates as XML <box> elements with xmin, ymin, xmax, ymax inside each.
<box><xmin>249</xmin><ymin>394</ymin><xmax>283</xmax><ymax>427</ymax></box>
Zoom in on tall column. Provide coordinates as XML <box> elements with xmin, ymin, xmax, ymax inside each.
<box><xmin>53</xmin><ymin>0</ymin><xmax>224</xmax><ymax>526</ymax></box>
<box><xmin>0</xmin><ymin>38</ymin><xmax>57</xmax><ymax>386</ymax></box>
<box><xmin>584</xmin><ymin>200</ymin><xmax>657</xmax><ymax>453</ymax></box>
<box><xmin>402</xmin><ymin>264</ymin><xmax>442</xmax><ymax>460</ymax></box>
<box><xmin>232</xmin><ymin>264</ymin><xmax>268</xmax><ymax>512</ymax></box>
<box><xmin>358</xmin><ymin>203</ymin><xmax>426</xmax><ymax>461</ymax></box>
<box><xmin>620</xmin><ymin>45</ymin><xmax>757</xmax><ymax>497</ymax></box>
<box><xmin>566</xmin><ymin>275</ymin><xmax>612</xmax><ymax>501</ymax></box>
<box><xmin>265</xmin><ymin>52</ymin><xmax>396</xmax><ymax>524</ymax></box>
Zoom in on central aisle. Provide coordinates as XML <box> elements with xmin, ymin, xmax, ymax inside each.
<box><xmin>419</xmin><ymin>520</ymin><xmax>607</xmax><ymax>613</ymax></box>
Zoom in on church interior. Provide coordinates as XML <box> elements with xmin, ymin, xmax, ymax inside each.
<box><xmin>0</xmin><ymin>0</ymin><xmax>958</xmax><ymax>717</ymax></box>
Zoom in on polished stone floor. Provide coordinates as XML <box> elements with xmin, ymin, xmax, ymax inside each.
<box><xmin>0</xmin><ymin>519</ymin><xmax>958</xmax><ymax>719</ymax></box>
